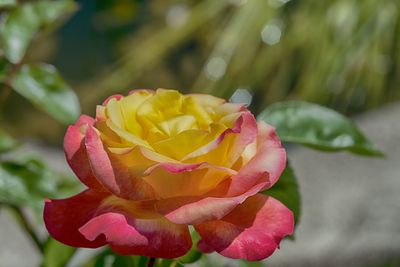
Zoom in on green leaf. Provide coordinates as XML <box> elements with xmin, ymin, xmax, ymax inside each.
<box><xmin>0</xmin><ymin>0</ymin><xmax>77</xmax><ymax>63</ymax></box>
<box><xmin>156</xmin><ymin>259</ymin><xmax>184</xmax><ymax>267</ymax></box>
<box><xmin>262</xmin><ymin>162</ymin><xmax>301</xmax><ymax>226</ymax></box>
<box><xmin>0</xmin><ymin>158</ymin><xmax>58</xmax><ymax>207</ymax></box>
<box><xmin>0</xmin><ymin>128</ymin><xmax>18</xmax><ymax>153</ymax></box>
<box><xmin>42</xmin><ymin>238</ymin><xmax>76</xmax><ymax>267</ymax></box>
<box><xmin>0</xmin><ymin>58</ymin><xmax>10</xmax><ymax>82</ymax></box>
<box><xmin>90</xmin><ymin>248</ymin><xmax>147</xmax><ymax>267</ymax></box>
<box><xmin>258</xmin><ymin>101</ymin><xmax>383</xmax><ymax>156</ymax></box>
<box><xmin>11</xmin><ymin>63</ymin><xmax>80</xmax><ymax>124</ymax></box>
<box><xmin>0</xmin><ymin>0</ymin><xmax>16</xmax><ymax>8</ymax></box>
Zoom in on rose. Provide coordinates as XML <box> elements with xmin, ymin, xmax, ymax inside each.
<box><xmin>44</xmin><ymin>89</ymin><xmax>294</xmax><ymax>260</ymax></box>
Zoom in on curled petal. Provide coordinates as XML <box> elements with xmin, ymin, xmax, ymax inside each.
<box><xmin>85</xmin><ymin>125</ymin><xmax>156</xmax><ymax>200</ymax></box>
<box><xmin>186</xmin><ymin>93</ymin><xmax>225</xmax><ymax>108</ymax></box>
<box><xmin>79</xmin><ymin>197</ymin><xmax>192</xmax><ymax>258</ymax></box>
<box><xmin>226</xmin><ymin>122</ymin><xmax>286</xmax><ymax>196</ymax></box>
<box><xmin>44</xmin><ymin>189</ymin><xmax>109</xmax><ymax>248</ymax></box>
<box><xmin>144</xmin><ymin>162</ymin><xmax>203</xmax><ymax>174</ymax></box>
<box><xmin>102</xmin><ymin>94</ymin><xmax>124</xmax><ymax>106</ymax></box>
<box><xmin>195</xmin><ymin>194</ymin><xmax>294</xmax><ymax>261</ymax></box>
<box><xmin>128</xmin><ymin>89</ymin><xmax>155</xmax><ymax>95</ymax></box>
<box><xmin>64</xmin><ymin>115</ymin><xmax>103</xmax><ymax>190</ymax></box>
<box><xmin>80</xmin><ymin>213</ymin><xmax>191</xmax><ymax>258</ymax></box>
<box><xmin>182</xmin><ymin>111</ymin><xmax>257</xmax><ymax>168</ymax></box>
<box><xmin>156</xmin><ymin>179</ymin><xmax>267</xmax><ymax>225</ymax></box>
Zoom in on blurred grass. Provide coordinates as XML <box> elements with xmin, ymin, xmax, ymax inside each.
<box><xmin>2</xmin><ymin>0</ymin><xmax>400</xmax><ymax>142</ymax></box>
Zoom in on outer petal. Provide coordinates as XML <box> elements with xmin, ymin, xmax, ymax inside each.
<box><xmin>64</xmin><ymin>115</ymin><xmax>103</xmax><ymax>190</ymax></box>
<box><xmin>79</xmin><ymin>197</ymin><xmax>192</xmax><ymax>258</ymax></box>
<box><xmin>195</xmin><ymin>194</ymin><xmax>294</xmax><ymax>261</ymax></box>
<box><xmin>85</xmin><ymin>125</ymin><xmax>157</xmax><ymax>200</ymax></box>
<box><xmin>79</xmin><ymin>213</ymin><xmax>191</xmax><ymax>258</ymax></box>
<box><xmin>44</xmin><ymin>190</ymin><xmax>192</xmax><ymax>258</ymax></box>
<box><xmin>226</xmin><ymin>121</ymin><xmax>286</xmax><ymax>196</ymax></box>
<box><xmin>155</xmin><ymin>177</ymin><xmax>267</xmax><ymax>225</ymax></box>
<box><xmin>43</xmin><ymin>189</ymin><xmax>109</xmax><ymax>248</ymax></box>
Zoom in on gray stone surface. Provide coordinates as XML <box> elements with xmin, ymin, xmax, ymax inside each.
<box><xmin>1</xmin><ymin>102</ymin><xmax>399</xmax><ymax>267</ymax></box>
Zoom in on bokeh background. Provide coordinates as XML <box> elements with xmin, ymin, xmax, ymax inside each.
<box><xmin>1</xmin><ymin>0</ymin><xmax>399</xmax><ymax>266</ymax></box>
<box><xmin>4</xmin><ymin>0</ymin><xmax>400</xmax><ymax>142</ymax></box>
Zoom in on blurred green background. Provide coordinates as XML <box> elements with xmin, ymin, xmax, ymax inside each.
<box><xmin>2</xmin><ymin>0</ymin><xmax>399</xmax><ymax>144</ymax></box>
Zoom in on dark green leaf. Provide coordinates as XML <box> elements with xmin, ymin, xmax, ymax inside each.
<box><xmin>258</xmin><ymin>101</ymin><xmax>383</xmax><ymax>156</ymax></box>
<box><xmin>42</xmin><ymin>238</ymin><xmax>76</xmax><ymax>267</ymax></box>
<box><xmin>11</xmin><ymin>63</ymin><xmax>80</xmax><ymax>124</ymax></box>
<box><xmin>0</xmin><ymin>158</ymin><xmax>57</xmax><ymax>207</ymax></box>
<box><xmin>0</xmin><ymin>0</ymin><xmax>16</xmax><ymax>8</ymax></box>
<box><xmin>0</xmin><ymin>128</ymin><xmax>18</xmax><ymax>152</ymax></box>
<box><xmin>0</xmin><ymin>58</ymin><xmax>11</xmax><ymax>82</ymax></box>
<box><xmin>262</xmin><ymin>162</ymin><xmax>301</xmax><ymax>226</ymax></box>
<box><xmin>0</xmin><ymin>0</ymin><xmax>77</xmax><ymax>63</ymax></box>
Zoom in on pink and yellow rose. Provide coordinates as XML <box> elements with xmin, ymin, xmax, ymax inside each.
<box><xmin>44</xmin><ymin>89</ymin><xmax>294</xmax><ymax>260</ymax></box>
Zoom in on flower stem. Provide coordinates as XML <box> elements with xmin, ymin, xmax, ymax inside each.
<box><xmin>147</xmin><ymin>257</ymin><xmax>156</xmax><ymax>267</ymax></box>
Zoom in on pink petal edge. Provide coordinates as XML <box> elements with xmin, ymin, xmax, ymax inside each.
<box><xmin>195</xmin><ymin>194</ymin><xmax>294</xmax><ymax>261</ymax></box>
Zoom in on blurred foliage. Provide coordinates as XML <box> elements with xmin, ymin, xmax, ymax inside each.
<box><xmin>11</xmin><ymin>63</ymin><xmax>80</xmax><ymax>124</ymax></box>
<box><xmin>70</xmin><ymin>0</ymin><xmax>400</xmax><ymax>114</ymax></box>
<box><xmin>1</xmin><ymin>0</ymin><xmax>400</xmax><ymax>142</ymax></box>
<box><xmin>0</xmin><ymin>127</ymin><xmax>18</xmax><ymax>152</ymax></box>
<box><xmin>42</xmin><ymin>238</ymin><xmax>77</xmax><ymax>267</ymax></box>
<box><xmin>0</xmin><ymin>157</ymin><xmax>59</xmax><ymax>208</ymax></box>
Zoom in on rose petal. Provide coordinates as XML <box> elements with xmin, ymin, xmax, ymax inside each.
<box><xmin>186</xmin><ymin>93</ymin><xmax>225</xmax><ymax>109</ymax></box>
<box><xmin>226</xmin><ymin>121</ymin><xmax>286</xmax><ymax>196</ymax></box>
<box><xmin>79</xmin><ymin>197</ymin><xmax>192</xmax><ymax>258</ymax></box>
<box><xmin>64</xmin><ymin>115</ymin><xmax>103</xmax><ymax>190</ymax></box>
<box><xmin>136</xmin><ymin>89</ymin><xmax>184</xmax><ymax>143</ymax></box>
<box><xmin>182</xmin><ymin>110</ymin><xmax>257</xmax><ymax>168</ymax></box>
<box><xmin>85</xmin><ymin>125</ymin><xmax>157</xmax><ymax>200</ymax></box>
<box><xmin>143</xmin><ymin>162</ymin><xmax>235</xmax><ymax>199</ymax></box>
<box><xmin>197</xmin><ymin>239</ymin><xmax>214</xmax><ymax>253</ymax></box>
<box><xmin>128</xmin><ymin>89</ymin><xmax>155</xmax><ymax>95</ymax></box>
<box><xmin>195</xmin><ymin>194</ymin><xmax>294</xmax><ymax>261</ymax></box>
<box><xmin>118</xmin><ymin>91</ymin><xmax>153</xmax><ymax>135</ymax></box>
<box><xmin>155</xmin><ymin>178</ymin><xmax>267</xmax><ymax>225</ymax></box>
<box><xmin>43</xmin><ymin>189</ymin><xmax>109</xmax><ymax>248</ymax></box>
<box><xmin>45</xmin><ymin>190</ymin><xmax>192</xmax><ymax>258</ymax></box>
<box><xmin>102</xmin><ymin>94</ymin><xmax>124</xmax><ymax>106</ymax></box>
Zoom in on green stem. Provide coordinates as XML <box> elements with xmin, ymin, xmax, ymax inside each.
<box><xmin>9</xmin><ymin>205</ymin><xmax>44</xmax><ymax>253</ymax></box>
<box><xmin>147</xmin><ymin>257</ymin><xmax>156</xmax><ymax>267</ymax></box>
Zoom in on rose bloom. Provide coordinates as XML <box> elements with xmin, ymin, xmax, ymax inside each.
<box><xmin>44</xmin><ymin>89</ymin><xmax>294</xmax><ymax>261</ymax></box>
